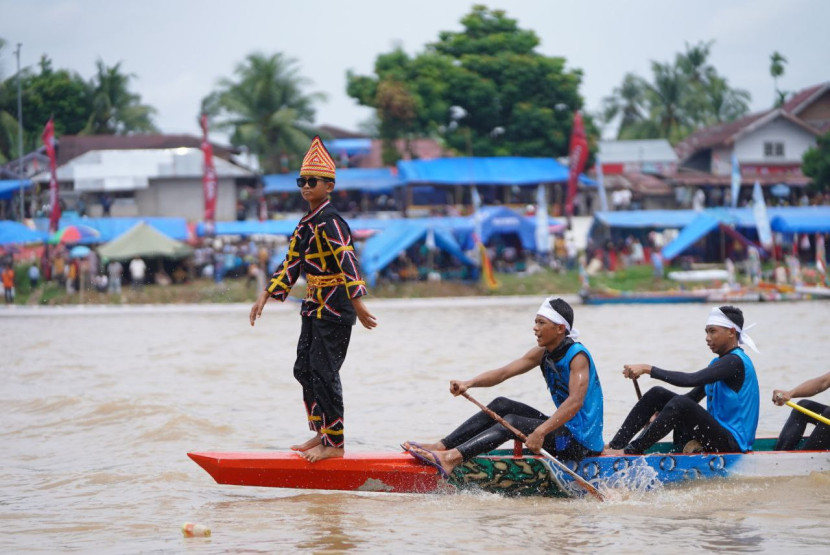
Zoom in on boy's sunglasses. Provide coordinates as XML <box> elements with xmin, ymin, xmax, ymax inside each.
<box><xmin>296</xmin><ymin>177</ymin><xmax>333</xmax><ymax>188</ymax></box>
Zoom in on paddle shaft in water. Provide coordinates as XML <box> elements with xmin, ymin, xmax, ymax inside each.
<box><xmin>786</xmin><ymin>400</ymin><xmax>830</xmax><ymax>426</ymax></box>
<box><xmin>460</xmin><ymin>391</ymin><xmax>605</xmax><ymax>502</ymax></box>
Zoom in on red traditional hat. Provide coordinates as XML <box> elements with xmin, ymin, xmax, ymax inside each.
<box><xmin>299</xmin><ymin>135</ymin><xmax>336</xmax><ymax>179</ymax></box>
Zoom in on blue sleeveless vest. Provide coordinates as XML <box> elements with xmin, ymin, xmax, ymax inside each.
<box><xmin>705</xmin><ymin>348</ymin><xmax>759</xmax><ymax>452</ymax></box>
<box><xmin>540</xmin><ymin>343</ymin><xmax>604</xmax><ymax>452</ymax></box>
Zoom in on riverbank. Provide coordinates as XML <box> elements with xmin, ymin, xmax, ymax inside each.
<box><xmin>7</xmin><ymin>264</ymin><xmax>715</xmax><ymax>306</ymax></box>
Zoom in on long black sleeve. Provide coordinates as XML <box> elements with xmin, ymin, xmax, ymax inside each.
<box><xmin>651</xmin><ymin>352</ymin><xmax>745</xmax><ymax>392</ymax></box>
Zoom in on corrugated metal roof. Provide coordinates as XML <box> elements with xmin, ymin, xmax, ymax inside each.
<box><xmin>598</xmin><ymin>140</ymin><xmax>678</xmax><ymax>164</ymax></box>
<box><xmin>32</xmin><ymin>148</ymin><xmax>253</xmax><ymax>191</ymax></box>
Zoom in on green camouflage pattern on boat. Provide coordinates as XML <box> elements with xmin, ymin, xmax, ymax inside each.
<box><xmin>448</xmin><ymin>454</ymin><xmax>569</xmax><ymax>497</ymax></box>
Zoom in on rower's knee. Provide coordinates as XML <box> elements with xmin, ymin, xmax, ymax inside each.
<box><xmin>488</xmin><ymin>396</ymin><xmax>512</xmax><ymax>413</ymax></box>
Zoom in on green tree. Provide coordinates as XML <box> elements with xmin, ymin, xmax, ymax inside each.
<box><xmin>202</xmin><ymin>52</ymin><xmax>324</xmax><ymax>173</ymax></box>
<box><xmin>603</xmin><ymin>41</ymin><xmax>750</xmax><ymax>143</ymax></box>
<box><xmin>23</xmin><ymin>56</ymin><xmax>90</xmax><ymax>140</ymax></box>
<box><xmin>83</xmin><ymin>59</ymin><xmax>157</xmax><ymax>134</ymax></box>
<box><xmin>770</xmin><ymin>51</ymin><xmax>788</xmax><ymax>107</ymax></box>
<box><xmin>802</xmin><ymin>131</ymin><xmax>830</xmax><ymax>194</ymax></box>
<box><xmin>0</xmin><ymin>37</ymin><xmax>19</xmax><ymax>163</ymax></box>
<box><xmin>347</xmin><ymin>5</ymin><xmax>587</xmax><ymax>161</ymax></box>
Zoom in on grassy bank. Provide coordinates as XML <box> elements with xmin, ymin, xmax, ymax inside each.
<box><xmin>9</xmin><ymin>263</ymin><xmax>695</xmax><ymax>306</ymax></box>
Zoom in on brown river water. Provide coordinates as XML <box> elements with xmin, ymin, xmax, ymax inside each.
<box><xmin>2</xmin><ymin>297</ymin><xmax>829</xmax><ymax>553</ymax></box>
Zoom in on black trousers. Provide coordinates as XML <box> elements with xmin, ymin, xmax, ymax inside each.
<box><xmin>293</xmin><ymin>316</ymin><xmax>352</xmax><ymax>448</ymax></box>
<box><xmin>775</xmin><ymin>399</ymin><xmax>830</xmax><ymax>451</ymax></box>
<box><xmin>441</xmin><ymin>396</ymin><xmax>597</xmax><ymax>462</ymax></box>
<box><xmin>609</xmin><ymin>386</ymin><xmax>741</xmax><ymax>454</ymax></box>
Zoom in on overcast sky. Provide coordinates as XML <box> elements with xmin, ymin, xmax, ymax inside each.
<box><xmin>3</xmin><ymin>0</ymin><xmax>829</xmax><ymax>141</ymax></box>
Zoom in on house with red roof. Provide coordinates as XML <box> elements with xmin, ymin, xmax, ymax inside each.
<box><xmin>671</xmin><ymin>81</ymin><xmax>829</xmax><ymax>205</ymax></box>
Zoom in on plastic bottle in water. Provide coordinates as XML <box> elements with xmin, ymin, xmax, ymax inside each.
<box><xmin>181</xmin><ymin>522</ymin><xmax>211</xmax><ymax>537</ymax></box>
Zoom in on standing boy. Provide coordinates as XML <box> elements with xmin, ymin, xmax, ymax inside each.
<box><xmin>250</xmin><ymin>136</ymin><xmax>377</xmax><ymax>463</ymax></box>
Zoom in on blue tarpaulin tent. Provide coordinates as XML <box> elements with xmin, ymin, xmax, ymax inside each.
<box><xmin>397</xmin><ymin>157</ymin><xmax>594</xmax><ymax>186</ymax></box>
<box><xmin>660</xmin><ymin>214</ymin><xmax>722</xmax><ymax>260</ymax></box>
<box><xmin>0</xmin><ymin>221</ymin><xmax>47</xmax><ymax>245</ymax></box>
<box><xmin>658</xmin><ymin>207</ymin><xmax>830</xmax><ymax>260</ymax></box>
<box><xmin>360</xmin><ymin>219</ymin><xmax>476</xmax><ymax>286</ymax></box>
<box><xmin>0</xmin><ymin>179</ymin><xmax>33</xmax><ymax>200</ymax></box>
<box><xmin>770</xmin><ymin>207</ymin><xmax>830</xmax><ymax>233</ymax></box>
<box><xmin>263</xmin><ymin>168</ymin><xmax>401</xmax><ymax>194</ymax></box>
<box><xmin>32</xmin><ymin>216</ymin><xmax>190</xmax><ymax>242</ymax></box>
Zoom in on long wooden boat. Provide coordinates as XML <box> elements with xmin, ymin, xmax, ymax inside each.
<box><xmin>579</xmin><ymin>290</ymin><xmax>709</xmax><ymax>305</ymax></box>
<box><xmin>188</xmin><ymin>439</ymin><xmax>830</xmax><ymax>498</ymax></box>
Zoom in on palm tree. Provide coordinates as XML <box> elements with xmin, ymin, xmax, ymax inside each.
<box><xmin>83</xmin><ymin>59</ymin><xmax>157</xmax><ymax>135</ymax></box>
<box><xmin>203</xmin><ymin>52</ymin><xmax>325</xmax><ymax>173</ymax></box>
<box><xmin>646</xmin><ymin>61</ymin><xmax>689</xmax><ymax>142</ymax></box>
<box><xmin>601</xmin><ymin>73</ymin><xmax>648</xmax><ymax>139</ymax></box>
<box><xmin>769</xmin><ymin>51</ymin><xmax>787</xmax><ymax>106</ymax></box>
<box><xmin>0</xmin><ymin>37</ymin><xmax>19</xmax><ymax>163</ymax></box>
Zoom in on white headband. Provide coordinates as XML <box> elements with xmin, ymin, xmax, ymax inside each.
<box><xmin>537</xmin><ymin>298</ymin><xmax>580</xmax><ymax>339</ymax></box>
<box><xmin>706</xmin><ymin>307</ymin><xmax>759</xmax><ymax>353</ymax></box>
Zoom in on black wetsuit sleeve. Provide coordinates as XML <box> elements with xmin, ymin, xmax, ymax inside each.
<box><xmin>651</xmin><ymin>353</ymin><xmax>745</xmax><ymax>392</ymax></box>
<box><xmin>685</xmin><ymin>385</ymin><xmax>706</xmax><ymax>403</ymax></box>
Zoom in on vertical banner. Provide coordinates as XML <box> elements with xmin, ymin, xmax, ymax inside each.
<box><xmin>730</xmin><ymin>154</ymin><xmax>741</xmax><ymax>208</ymax></box>
<box><xmin>565</xmin><ymin>111</ymin><xmax>588</xmax><ymax>219</ymax></box>
<box><xmin>535</xmin><ymin>183</ymin><xmax>551</xmax><ymax>259</ymax></box>
<box><xmin>595</xmin><ymin>155</ymin><xmax>609</xmax><ymax>212</ymax></box>
<box><xmin>751</xmin><ymin>181</ymin><xmax>773</xmax><ymax>251</ymax></box>
<box><xmin>41</xmin><ymin>118</ymin><xmax>61</xmax><ymax>233</ymax></box>
<box><xmin>200</xmin><ymin>114</ymin><xmax>217</xmax><ymax>234</ymax></box>
<box><xmin>816</xmin><ymin>233</ymin><xmax>828</xmax><ymax>286</ymax></box>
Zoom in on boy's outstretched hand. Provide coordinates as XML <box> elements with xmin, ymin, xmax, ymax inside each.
<box><xmin>352</xmin><ymin>297</ymin><xmax>377</xmax><ymax>330</ymax></box>
<box><xmin>249</xmin><ymin>290</ymin><xmax>269</xmax><ymax>326</ymax></box>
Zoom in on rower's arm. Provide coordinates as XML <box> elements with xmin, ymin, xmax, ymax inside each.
<box><xmin>451</xmin><ymin>346</ymin><xmax>544</xmax><ymax>395</ymax></box>
<box><xmin>774</xmin><ymin>372</ymin><xmax>830</xmax><ymax>405</ymax></box>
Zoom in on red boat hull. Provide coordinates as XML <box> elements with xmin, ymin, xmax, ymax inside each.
<box><xmin>187</xmin><ymin>451</ymin><xmax>446</xmax><ymax>493</ymax></box>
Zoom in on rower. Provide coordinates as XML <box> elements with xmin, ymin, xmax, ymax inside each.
<box><xmin>605</xmin><ymin>306</ymin><xmax>760</xmax><ymax>456</ymax></box>
<box><xmin>402</xmin><ymin>297</ymin><xmax>604</xmax><ymax>477</ymax></box>
<box><xmin>772</xmin><ymin>372</ymin><xmax>830</xmax><ymax>450</ymax></box>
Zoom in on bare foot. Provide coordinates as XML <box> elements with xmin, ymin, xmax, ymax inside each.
<box><xmin>405</xmin><ymin>443</ymin><xmax>460</xmax><ymax>476</ymax></box>
<box><xmin>291</xmin><ymin>434</ymin><xmax>323</xmax><ymax>452</ymax></box>
<box><xmin>301</xmin><ymin>444</ymin><xmax>344</xmax><ymax>463</ymax></box>
<box><xmin>401</xmin><ymin>440</ymin><xmax>446</xmax><ymax>452</ymax></box>
<box><xmin>603</xmin><ymin>447</ymin><xmax>626</xmax><ymax>456</ymax></box>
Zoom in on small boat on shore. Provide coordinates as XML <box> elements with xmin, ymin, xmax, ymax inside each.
<box><xmin>188</xmin><ymin>439</ymin><xmax>830</xmax><ymax>498</ymax></box>
<box><xmin>579</xmin><ymin>290</ymin><xmax>709</xmax><ymax>305</ymax></box>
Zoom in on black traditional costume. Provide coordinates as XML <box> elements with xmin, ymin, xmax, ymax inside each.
<box><xmin>265</xmin><ymin>137</ymin><xmax>367</xmax><ymax>448</ymax></box>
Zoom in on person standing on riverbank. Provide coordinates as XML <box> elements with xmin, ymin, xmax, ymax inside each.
<box><xmin>249</xmin><ymin>136</ymin><xmax>377</xmax><ymax>463</ymax></box>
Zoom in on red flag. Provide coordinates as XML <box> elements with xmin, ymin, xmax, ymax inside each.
<box><xmin>565</xmin><ymin>111</ymin><xmax>588</xmax><ymax>218</ymax></box>
<box><xmin>41</xmin><ymin>118</ymin><xmax>61</xmax><ymax>233</ymax></box>
<box><xmin>200</xmin><ymin>114</ymin><xmax>218</xmax><ymax>234</ymax></box>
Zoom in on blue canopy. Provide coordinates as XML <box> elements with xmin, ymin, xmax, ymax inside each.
<box><xmin>661</xmin><ymin>214</ymin><xmax>721</xmax><ymax>260</ymax></box>
<box><xmin>360</xmin><ymin>219</ymin><xmax>476</xmax><ymax>286</ymax></box>
<box><xmin>593</xmin><ymin>210</ymin><xmax>702</xmax><ymax>229</ymax></box>
<box><xmin>0</xmin><ymin>221</ymin><xmax>48</xmax><ymax>245</ymax></box>
<box><xmin>397</xmin><ymin>157</ymin><xmax>594</xmax><ymax>186</ymax></box>
<box><xmin>32</xmin><ymin>216</ymin><xmax>190</xmax><ymax>242</ymax></box>
<box><xmin>770</xmin><ymin>207</ymin><xmax>830</xmax><ymax>233</ymax></box>
<box><xmin>0</xmin><ymin>179</ymin><xmax>33</xmax><ymax>200</ymax></box>
<box><xmin>325</xmin><ymin>138</ymin><xmax>372</xmax><ymax>158</ymax></box>
<box><xmin>263</xmin><ymin>168</ymin><xmax>401</xmax><ymax>194</ymax></box>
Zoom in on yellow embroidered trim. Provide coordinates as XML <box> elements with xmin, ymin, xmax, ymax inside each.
<box><xmin>320</xmin><ymin>427</ymin><xmax>344</xmax><ymax>435</ymax></box>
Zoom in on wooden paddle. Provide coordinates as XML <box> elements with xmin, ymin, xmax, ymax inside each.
<box><xmin>633</xmin><ymin>377</ymin><xmax>643</xmax><ymax>400</ymax></box>
<box><xmin>460</xmin><ymin>391</ymin><xmax>605</xmax><ymax>502</ymax></box>
<box><xmin>786</xmin><ymin>400</ymin><xmax>830</xmax><ymax>426</ymax></box>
